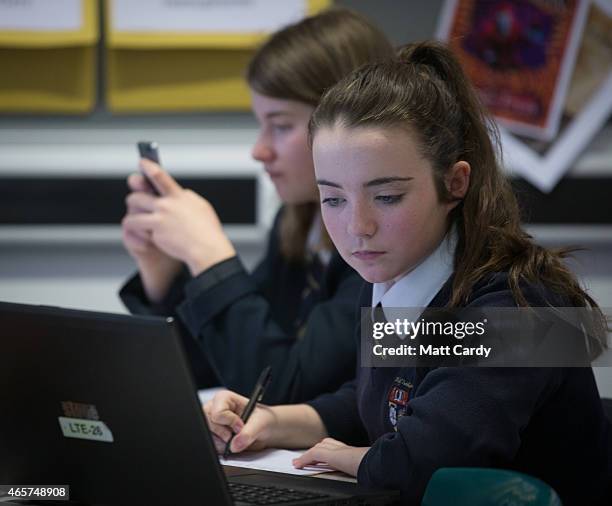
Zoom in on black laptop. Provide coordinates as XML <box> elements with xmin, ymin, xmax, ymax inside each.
<box><xmin>0</xmin><ymin>301</ymin><xmax>398</xmax><ymax>505</ymax></box>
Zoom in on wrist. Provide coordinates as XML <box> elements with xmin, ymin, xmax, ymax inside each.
<box><xmin>265</xmin><ymin>405</ymin><xmax>327</xmax><ymax>448</ymax></box>
<box><xmin>136</xmin><ymin>257</ymin><xmax>182</xmax><ymax>304</ymax></box>
<box><xmin>186</xmin><ymin>240</ymin><xmax>236</xmax><ymax>277</ymax></box>
<box><xmin>350</xmin><ymin>447</ymin><xmax>370</xmax><ymax>477</ymax></box>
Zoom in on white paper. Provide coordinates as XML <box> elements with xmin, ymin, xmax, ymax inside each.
<box><xmin>0</xmin><ymin>0</ymin><xmax>81</xmax><ymax>31</ymax></box>
<box><xmin>111</xmin><ymin>0</ymin><xmax>306</xmax><ymax>33</ymax></box>
<box><xmin>197</xmin><ymin>387</ymin><xmax>227</xmax><ymax>405</ymax></box>
<box><xmin>501</xmin><ymin>71</ymin><xmax>612</xmax><ymax>192</ymax></box>
<box><xmin>221</xmin><ymin>448</ymin><xmax>333</xmax><ymax>476</ymax></box>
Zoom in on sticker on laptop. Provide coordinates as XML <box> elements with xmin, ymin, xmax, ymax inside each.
<box><xmin>58</xmin><ymin>401</ymin><xmax>114</xmax><ymax>443</ymax></box>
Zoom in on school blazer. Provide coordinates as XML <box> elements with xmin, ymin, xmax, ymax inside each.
<box><xmin>308</xmin><ymin>272</ymin><xmax>612</xmax><ymax>506</ymax></box>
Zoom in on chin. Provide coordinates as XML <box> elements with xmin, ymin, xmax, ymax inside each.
<box><xmin>363</xmin><ymin>273</ymin><xmax>394</xmax><ymax>284</ymax></box>
<box><xmin>349</xmin><ymin>263</ymin><xmax>394</xmax><ymax>285</ymax></box>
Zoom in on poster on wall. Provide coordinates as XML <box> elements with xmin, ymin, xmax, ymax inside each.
<box><xmin>438</xmin><ymin>0</ymin><xmax>588</xmax><ymax>142</ymax></box>
<box><xmin>438</xmin><ymin>0</ymin><xmax>612</xmax><ymax>192</ymax></box>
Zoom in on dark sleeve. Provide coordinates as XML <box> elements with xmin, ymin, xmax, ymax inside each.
<box><xmin>305</xmin><ymin>284</ymin><xmax>371</xmax><ymax>446</ymax></box>
<box><xmin>306</xmin><ymin>379</ymin><xmax>369</xmax><ymax>446</ymax></box>
<box><xmin>176</xmin><ymin>253</ymin><xmax>363</xmax><ymax>404</ymax></box>
<box><xmin>119</xmin><ymin>267</ymin><xmax>192</xmax><ymax>316</ymax></box>
<box><xmin>357</xmin><ymin>367</ymin><xmax>560</xmax><ymax>504</ymax></box>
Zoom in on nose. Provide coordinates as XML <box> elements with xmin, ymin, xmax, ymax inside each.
<box><xmin>251</xmin><ymin>133</ymin><xmax>275</xmax><ymax>163</ymax></box>
<box><xmin>347</xmin><ymin>202</ymin><xmax>376</xmax><ymax>238</ymax></box>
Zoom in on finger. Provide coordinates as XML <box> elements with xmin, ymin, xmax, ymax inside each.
<box><xmin>292</xmin><ymin>447</ymin><xmax>330</xmax><ymax>469</ymax></box>
<box><xmin>122</xmin><ymin>230</ymin><xmax>151</xmax><ymax>251</ymax></box>
<box><xmin>122</xmin><ymin>213</ymin><xmax>157</xmax><ymax>234</ymax></box>
<box><xmin>126</xmin><ymin>191</ymin><xmax>157</xmax><ymax>213</ymax></box>
<box><xmin>122</xmin><ymin>220</ymin><xmax>152</xmax><ymax>242</ymax></box>
<box><xmin>210</xmin><ymin>392</ymin><xmax>248</xmax><ymax>430</ymax></box>
<box><xmin>203</xmin><ymin>402</ymin><xmax>234</xmax><ymax>442</ymax></box>
<box><xmin>209</xmin><ymin>420</ymin><xmax>233</xmax><ymax>443</ymax></box>
<box><xmin>212</xmin><ymin>434</ymin><xmax>227</xmax><ymax>454</ymax></box>
<box><xmin>230</xmin><ymin>413</ymin><xmax>271</xmax><ymax>453</ymax></box>
<box><xmin>127</xmin><ymin>173</ymin><xmax>151</xmax><ymax>193</ymax></box>
<box><xmin>140</xmin><ymin>159</ymin><xmax>182</xmax><ymax>197</ymax></box>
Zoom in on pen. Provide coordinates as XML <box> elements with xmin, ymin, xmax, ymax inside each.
<box><xmin>223</xmin><ymin>366</ymin><xmax>272</xmax><ymax>459</ymax></box>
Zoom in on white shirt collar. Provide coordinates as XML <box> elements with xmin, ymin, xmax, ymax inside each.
<box><xmin>371</xmin><ymin>227</ymin><xmax>457</xmax><ymax>311</ymax></box>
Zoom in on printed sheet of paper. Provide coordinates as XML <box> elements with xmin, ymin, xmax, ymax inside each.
<box><xmin>221</xmin><ymin>448</ymin><xmax>333</xmax><ymax>476</ymax></box>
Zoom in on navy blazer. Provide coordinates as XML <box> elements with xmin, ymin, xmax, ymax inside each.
<box><xmin>309</xmin><ymin>272</ymin><xmax>612</xmax><ymax>505</ymax></box>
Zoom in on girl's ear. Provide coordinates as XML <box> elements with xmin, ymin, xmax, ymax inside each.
<box><xmin>445</xmin><ymin>161</ymin><xmax>471</xmax><ymax>203</ymax></box>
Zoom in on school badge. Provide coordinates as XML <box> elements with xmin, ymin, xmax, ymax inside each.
<box><xmin>387</xmin><ymin>378</ymin><xmax>413</xmax><ymax>431</ymax></box>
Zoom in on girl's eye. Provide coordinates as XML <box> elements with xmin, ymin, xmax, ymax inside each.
<box><xmin>376</xmin><ymin>194</ymin><xmax>404</xmax><ymax>205</ymax></box>
<box><xmin>272</xmin><ymin>124</ymin><xmax>292</xmax><ymax>133</ymax></box>
<box><xmin>322</xmin><ymin>197</ymin><xmax>345</xmax><ymax>208</ymax></box>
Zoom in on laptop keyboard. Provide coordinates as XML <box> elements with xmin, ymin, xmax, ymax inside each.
<box><xmin>229</xmin><ymin>482</ymin><xmax>332</xmax><ymax>504</ymax></box>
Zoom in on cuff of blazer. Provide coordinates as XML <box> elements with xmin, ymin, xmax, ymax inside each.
<box><xmin>177</xmin><ymin>256</ymin><xmax>255</xmax><ymax>337</ymax></box>
<box><xmin>119</xmin><ymin>269</ymin><xmax>189</xmax><ymax>316</ymax></box>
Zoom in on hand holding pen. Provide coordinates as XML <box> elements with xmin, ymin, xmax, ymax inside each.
<box><xmin>222</xmin><ymin>366</ymin><xmax>272</xmax><ymax>459</ymax></box>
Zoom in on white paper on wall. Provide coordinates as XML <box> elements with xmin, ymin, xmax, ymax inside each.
<box><xmin>111</xmin><ymin>0</ymin><xmax>306</xmax><ymax>33</ymax></box>
<box><xmin>0</xmin><ymin>0</ymin><xmax>82</xmax><ymax>31</ymax></box>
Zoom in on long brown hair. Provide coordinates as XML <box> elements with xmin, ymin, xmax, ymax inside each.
<box><xmin>247</xmin><ymin>8</ymin><xmax>394</xmax><ymax>261</ymax></box>
<box><xmin>310</xmin><ymin>41</ymin><xmax>607</xmax><ymax>353</ymax></box>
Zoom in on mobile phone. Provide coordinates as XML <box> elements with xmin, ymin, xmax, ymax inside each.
<box><xmin>137</xmin><ymin>141</ymin><xmax>161</xmax><ymax>195</ymax></box>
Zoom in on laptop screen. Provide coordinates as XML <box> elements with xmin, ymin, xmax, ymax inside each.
<box><xmin>0</xmin><ymin>301</ymin><xmax>232</xmax><ymax>505</ymax></box>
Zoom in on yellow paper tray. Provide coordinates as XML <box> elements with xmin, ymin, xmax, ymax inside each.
<box><xmin>105</xmin><ymin>0</ymin><xmax>329</xmax><ymax>113</ymax></box>
<box><xmin>0</xmin><ymin>0</ymin><xmax>98</xmax><ymax>114</ymax></box>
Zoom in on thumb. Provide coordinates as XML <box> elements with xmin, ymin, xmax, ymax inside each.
<box><xmin>231</xmin><ymin>417</ymin><xmax>267</xmax><ymax>453</ymax></box>
<box><xmin>140</xmin><ymin>158</ymin><xmax>182</xmax><ymax>197</ymax></box>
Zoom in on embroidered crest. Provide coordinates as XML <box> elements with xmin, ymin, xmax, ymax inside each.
<box><xmin>387</xmin><ymin>377</ymin><xmax>413</xmax><ymax>431</ymax></box>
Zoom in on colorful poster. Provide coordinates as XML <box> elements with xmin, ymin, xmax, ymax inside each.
<box><xmin>438</xmin><ymin>0</ymin><xmax>588</xmax><ymax>141</ymax></box>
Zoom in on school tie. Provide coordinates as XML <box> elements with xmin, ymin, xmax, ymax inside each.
<box><xmin>294</xmin><ymin>252</ymin><xmax>325</xmax><ymax>339</ymax></box>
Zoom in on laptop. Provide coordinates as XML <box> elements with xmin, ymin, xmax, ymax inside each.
<box><xmin>0</xmin><ymin>301</ymin><xmax>399</xmax><ymax>505</ymax></box>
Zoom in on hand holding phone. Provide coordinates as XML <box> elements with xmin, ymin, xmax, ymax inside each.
<box><xmin>137</xmin><ymin>141</ymin><xmax>161</xmax><ymax>195</ymax></box>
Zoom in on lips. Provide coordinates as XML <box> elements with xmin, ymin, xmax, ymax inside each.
<box><xmin>265</xmin><ymin>169</ymin><xmax>283</xmax><ymax>179</ymax></box>
<box><xmin>352</xmin><ymin>250</ymin><xmax>385</xmax><ymax>261</ymax></box>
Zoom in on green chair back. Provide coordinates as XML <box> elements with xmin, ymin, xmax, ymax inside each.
<box><xmin>421</xmin><ymin>467</ymin><xmax>562</xmax><ymax>506</ymax></box>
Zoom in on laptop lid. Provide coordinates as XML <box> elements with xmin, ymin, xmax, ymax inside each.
<box><xmin>0</xmin><ymin>302</ymin><xmax>399</xmax><ymax>506</ymax></box>
<box><xmin>0</xmin><ymin>301</ymin><xmax>232</xmax><ymax>505</ymax></box>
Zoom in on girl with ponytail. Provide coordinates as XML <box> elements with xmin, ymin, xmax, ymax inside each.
<box><xmin>205</xmin><ymin>42</ymin><xmax>611</xmax><ymax>505</ymax></box>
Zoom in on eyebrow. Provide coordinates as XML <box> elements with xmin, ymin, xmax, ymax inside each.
<box><xmin>265</xmin><ymin>111</ymin><xmax>292</xmax><ymax>119</ymax></box>
<box><xmin>317</xmin><ymin>176</ymin><xmax>413</xmax><ymax>189</ymax></box>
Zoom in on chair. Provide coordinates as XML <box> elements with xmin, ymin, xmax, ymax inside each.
<box><xmin>421</xmin><ymin>468</ymin><xmax>562</xmax><ymax>506</ymax></box>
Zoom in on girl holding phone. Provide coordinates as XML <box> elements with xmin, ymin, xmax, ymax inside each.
<box><xmin>205</xmin><ymin>41</ymin><xmax>611</xmax><ymax>505</ymax></box>
<box><xmin>119</xmin><ymin>9</ymin><xmax>394</xmax><ymax>403</ymax></box>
